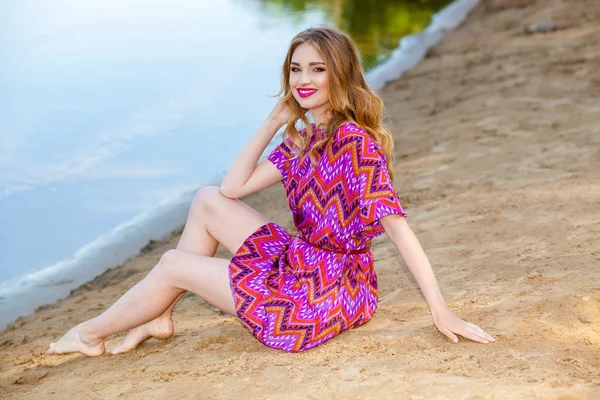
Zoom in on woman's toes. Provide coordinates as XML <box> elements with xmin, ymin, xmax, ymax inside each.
<box><xmin>46</xmin><ymin>324</ymin><xmax>105</xmax><ymax>357</ymax></box>
<box><xmin>108</xmin><ymin>327</ymin><xmax>148</xmax><ymax>355</ymax></box>
<box><xmin>107</xmin><ymin>317</ymin><xmax>174</xmax><ymax>355</ymax></box>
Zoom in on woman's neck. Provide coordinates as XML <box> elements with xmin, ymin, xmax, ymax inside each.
<box><xmin>311</xmin><ymin>105</ymin><xmax>331</xmax><ymax>128</ymax></box>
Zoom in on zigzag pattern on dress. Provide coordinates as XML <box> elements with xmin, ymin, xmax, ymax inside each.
<box><xmin>228</xmin><ymin>122</ymin><xmax>407</xmax><ymax>352</ymax></box>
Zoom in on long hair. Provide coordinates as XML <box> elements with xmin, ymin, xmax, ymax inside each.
<box><xmin>277</xmin><ymin>26</ymin><xmax>396</xmax><ymax>182</ymax></box>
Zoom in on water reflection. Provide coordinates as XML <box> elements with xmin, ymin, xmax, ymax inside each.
<box><xmin>243</xmin><ymin>0</ymin><xmax>452</xmax><ymax>69</ymax></box>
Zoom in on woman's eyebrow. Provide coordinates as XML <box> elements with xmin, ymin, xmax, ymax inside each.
<box><xmin>291</xmin><ymin>61</ymin><xmax>326</xmax><ymax>66</ymax></box>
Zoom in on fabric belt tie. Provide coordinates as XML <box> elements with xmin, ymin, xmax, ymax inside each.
<box><xmin>305</xmin><ymin>243</ymin><xmax>371</xmax><ymax>255</ymax></box>
<box><xmin>297</xmin><ymin>237</ymin><xmax>372</xmax><ymax>286</ymax></box>
<box><xmin>296</xmin><ymin>235</ymin><xmax>371</xmax><ymax>255</ymax></box>
<box><xmin>265</xmin><ymin>237</ymin><xmax>372</xmax><ymax>295</ymax></box>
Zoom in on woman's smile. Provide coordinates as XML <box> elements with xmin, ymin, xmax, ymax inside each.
<box><xmin>297</xmin><ymin>88</ymin><xmax>318</xmax><ymax>98</ymax></box>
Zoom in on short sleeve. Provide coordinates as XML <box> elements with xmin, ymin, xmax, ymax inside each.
<box><xmin>266</xmin><ymin>136</ymin><xmax>295</xmax><ymax>182</ymax></box>
<box><xmin>350</xmin><ymin>134</ymin><xmax>407</xmax><ymax>233</ymax></box>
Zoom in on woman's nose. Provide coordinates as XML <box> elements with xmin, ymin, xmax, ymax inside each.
<box><xmin>299</xmin><ymin>72</ymin><xmax>311</xmax><ymax>85</ymax></box>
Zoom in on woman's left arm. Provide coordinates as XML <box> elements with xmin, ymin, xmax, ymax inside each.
<box><xmin>380</xmin><ymin>214</ymin><xmax>495</xmax><ymax>344</ymax></box>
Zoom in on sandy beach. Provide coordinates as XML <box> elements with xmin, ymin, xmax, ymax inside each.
<box><xmin>1</xmin><ymin>0</ymin><xmax>599</xmax><ymax>398</ymax></box>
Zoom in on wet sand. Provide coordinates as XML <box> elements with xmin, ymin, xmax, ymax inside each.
<box><xmin>1</xmin><ymin>0</ymin><xmax>599</xmax><ymax>398</ymax></box>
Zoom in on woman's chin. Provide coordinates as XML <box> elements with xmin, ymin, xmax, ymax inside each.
<box><xmin>300</xmin><ymin>100</ymin><xmax>326</xmax><ymax>111</ymax></box>
<box><xmin>292</xmin><ymin>96</ymin><xmax>328</xmax><ymax>114</ymax></box>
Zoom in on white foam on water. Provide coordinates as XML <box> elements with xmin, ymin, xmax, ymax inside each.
<box><xmin>367</xmin><ymin>0</ymin><xmax>480</xmax><ymax>90</ymax></box>
<box><xmin>0</xmin><ymin>178</ymin><xmax>218</xmax><ymax>327</ymax></box>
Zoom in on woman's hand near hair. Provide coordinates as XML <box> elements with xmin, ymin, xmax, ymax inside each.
<box><xmin>267</xmin><ymin>98</ymin><xmax>291</xmax><ymax>127</ymax></box>
<box><xmin>219</xmin><ymin>100</ymin><xmax>287</xmax><ymax>198</ymax></box>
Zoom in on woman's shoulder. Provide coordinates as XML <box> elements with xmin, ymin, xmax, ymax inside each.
<box><xmin>334</xmin><ymin>121</ymin><xmax>388</xmax><ymax>164</ymax></box>
<box><xmin>335</xmin><ymin>121</ymin><xmax>376</xmax><ymax>147</ymax></box>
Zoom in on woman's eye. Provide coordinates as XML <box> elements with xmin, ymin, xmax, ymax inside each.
<box><xmin>290</xmin><ymin>67</ymin><xmax>325</xmax><ymax>72</ymax></box>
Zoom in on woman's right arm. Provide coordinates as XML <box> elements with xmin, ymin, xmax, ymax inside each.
<box><xmin>220</xmin><ymin>101</ymin><xmax>289</xmax><ymax>199</ymax></box>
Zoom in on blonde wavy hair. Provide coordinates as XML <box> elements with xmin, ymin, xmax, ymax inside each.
<box><xmin>277</xmin><ymin>26</ymin><xmax>396</xmax><ymax>182</ymax></box>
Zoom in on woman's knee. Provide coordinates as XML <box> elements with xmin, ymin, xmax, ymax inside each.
<box><xmin>153</xmin><ymin>249</ymin><xmax>183</xmax><ymax>279</ymax></box>
<box><xmin>151</xmin><ymin>249</ymin><xmax>194</xmax><ymax>293</ymax></box>
<box><xmin>190</xmin><ymin>185</ymin><xmax>222</xmax><ymax>215</ymax></box>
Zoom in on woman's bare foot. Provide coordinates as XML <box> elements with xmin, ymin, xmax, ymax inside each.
<box><xmin>107</xmin><ymin>314</ymin><xmax>174</xmax><ymax>355</ymax></box>
<box><xmin>47</xmin><ymin>323</ymin><xmax>105</xmax><ymax>357</ymax></box>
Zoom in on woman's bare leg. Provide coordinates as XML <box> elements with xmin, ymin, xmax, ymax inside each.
<box><xmin>47</xmin><ymin>186</ymin><xmax>272</xmax><ymax>356</ymax></box>
<box><xmin>105</xmin><ymin>291</ymin><xmax>185</xmax><ymax>354</ymax></box>
<box><xmin>107</xmin><ymin>185</ymin><xmax>221</xmax><ymax>353</ymax></box>
<box><xmin>108</xmin><ymin>186</ymin><xmax>273</xmax><ymax>354</ymax></box>
<box><xmin>47</xmin><ymin>250</ymin><xmax>235</xmax><ymax>356</ymax></box>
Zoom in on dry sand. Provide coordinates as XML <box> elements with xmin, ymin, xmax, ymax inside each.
<box><xmin>1</xmin><ymin>0</ymin><xmax>599</xmax><ymax>398</ymax></box>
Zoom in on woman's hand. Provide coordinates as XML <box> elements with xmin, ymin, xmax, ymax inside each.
<box><xmin>266</xmin><ymin>98</ymin><xmax>291</xmax><ymax>127</ymax></box>
<box><xmin>431</xmin><ymin>307</ymin><xmax>495</xmax><ymax>344</ymax></box>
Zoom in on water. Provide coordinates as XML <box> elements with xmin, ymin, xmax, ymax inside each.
<box><xmin>0</xmin><ymin>0</ymin><xmax>478</xmax><ymax>327</ymax></box>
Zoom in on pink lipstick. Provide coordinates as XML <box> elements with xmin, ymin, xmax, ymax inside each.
<box><xmin>297</xmin><ymin>88</ymin><xmax>317</xmax><ymax>98</ymax></box>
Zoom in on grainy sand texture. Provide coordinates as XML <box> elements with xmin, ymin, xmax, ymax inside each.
<box><xmin>1</xmin><ymin>0</ymin><xmax>599</xmax><ymax>398</ymax></box>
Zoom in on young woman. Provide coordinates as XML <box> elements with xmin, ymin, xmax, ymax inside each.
<box><xmin>47</xmin><ymin>27</ymin><xmax>494</xmax><ymax>356</ymax></box>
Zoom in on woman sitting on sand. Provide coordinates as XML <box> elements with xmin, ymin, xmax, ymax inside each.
<box><xmin>48</xmin><ymin>27</ymin><xmax>494</xmax><ymax>356</ymax></box>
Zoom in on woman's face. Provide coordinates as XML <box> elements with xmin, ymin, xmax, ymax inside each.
<box><xmin>289</xmin><ymin>42</ymin><xmax>329</xmax><ymax>114</ymax></box>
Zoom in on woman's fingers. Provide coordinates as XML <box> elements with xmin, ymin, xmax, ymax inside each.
<box><xmin>478</xmin><ymin>329</ymin><xmax>495</xmax><ymax>342</ymax></box>
<box><xmin>433</xmin><ymin>310</ymin><xmax>496</xmax><ymax>344</ymax></box>
<box><xmin>444</xmin><ymin>323</ymin><xmax>491</xmax><ymax>344</ymax></box>
<box><xmin>462</xmin><ymin>326</ymin><xmax>490</xmax><ymax>344</ymax></box>
<box><xmin>443</xmin><ymin>325</ymin><xmax>486</xmax><ymax>344</ymax></box>
<box><xmin>466</xmin><ymin>322</ymin><xmax>495</xmax><ymax>342</ymax></box>
<box><xmin>440</xmin><ymin>326</ymin><xmax>459</xmax><ymax>343</ymax></box>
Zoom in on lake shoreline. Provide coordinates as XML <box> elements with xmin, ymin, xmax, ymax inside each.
<box><xmin>2</xmin><ymin>0</ymin><xmax>599</xmax><ymax>398</ymax></box>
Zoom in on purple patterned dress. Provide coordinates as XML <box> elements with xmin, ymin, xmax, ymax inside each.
<box><xmin>228</xmin><ymin>121</ymin><xmax>407</xmax><ymax>352</ymax></box>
